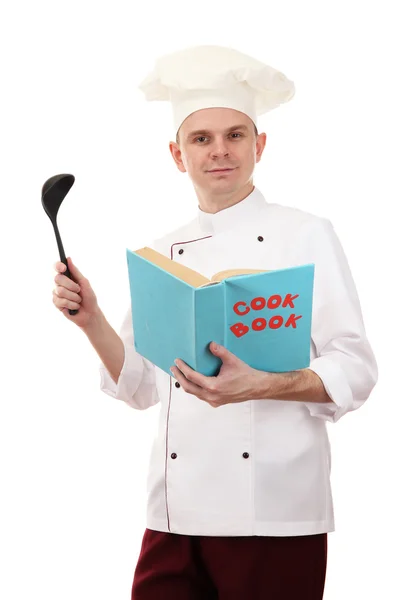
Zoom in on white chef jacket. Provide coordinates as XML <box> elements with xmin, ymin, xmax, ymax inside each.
<box><xmin>99</xmin><ymin>186</ymin><xmax>378</xmax><ymax>537</ymax></box>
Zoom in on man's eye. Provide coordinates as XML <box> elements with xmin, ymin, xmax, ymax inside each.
<box><xmin>194</xmin><ymin>133</ymin><xmax>242</xmax><ymax>142</ymax></box>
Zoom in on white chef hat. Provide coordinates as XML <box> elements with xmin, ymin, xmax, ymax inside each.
<box><xmin>138</xmin><ymin>45</ymin><xmax>295</xmax><ymax>134</ymax></box>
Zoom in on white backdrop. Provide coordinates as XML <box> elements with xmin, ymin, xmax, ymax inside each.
<box><xmin>1</xmin><ymin>1</ymin><xmax>398</xmax><ymax>598</ymax></box>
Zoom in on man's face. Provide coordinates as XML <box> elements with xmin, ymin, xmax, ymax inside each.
<box><xmin>169</xmin><ymin>108</ymin><xmax>266</xmax><ymax>196</ymax></box>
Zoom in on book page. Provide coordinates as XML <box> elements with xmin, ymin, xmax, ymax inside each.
<box><xmin>210</xmin><ymin>268</ymin><xmax>269</xmax><ymax>282</ymax></box>
<box><xmin>134</xmin><ymin>246</ymin><xmax>210</xmax><ymax>288</ymax></box>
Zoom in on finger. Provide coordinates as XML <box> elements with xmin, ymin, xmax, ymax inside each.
<box><xmin>54</xmin><ymin>273</ymin><xmax>81</xmax><ymax>293</ymax></box>
<box><xmin>53</xmin><ymin>286</ymin><xmax>82</xmax><ymax>303</ymax></box>
<box><xmin>52</xmin><ymin>292</ymin><xmax>81</xmax><ymax>311</ymax></box>
<box><xmin>54</xmin><ymin>261</ymin><xmax>67</xmax><ymax>273</ymax></box>
<box><xmin>171</xmin><ymin>366</ymin><xmax>206</xmax><ymax>398</ymax></box>
<box><xmin>66</xmin><ymin>257</ymin><xmax>86</xmax><ymax>284</ymax></box>
<box><xmin>174</xmin><ymin>359</ymin><xmax>216</xmax><ymax>391</ymax></box>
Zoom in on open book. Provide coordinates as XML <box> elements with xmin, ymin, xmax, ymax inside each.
<box><xmin>134</xmin><ymin>247</ymin><xmax>270</xmax><ymax>287</ymax></box>
<box><xmin>126</xmin><ymin>246</ymin><xmax>315</xmax><ymax>377</ymax></box>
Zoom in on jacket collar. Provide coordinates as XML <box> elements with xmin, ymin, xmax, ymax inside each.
<box><xmin>197</xmin><ymin>186</ymin><xmax>268</xmax><ymax>235</ymax></box>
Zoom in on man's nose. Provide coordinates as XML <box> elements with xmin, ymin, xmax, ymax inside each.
<box><xmin>210</xmin><ymin>137</ymin><xmax>230</xmax><ymax>157</ymax></box>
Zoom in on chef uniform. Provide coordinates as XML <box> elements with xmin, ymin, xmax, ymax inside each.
<box><xmin>99</xmin><ymin>46</ymin><xmax>378</xmax><ymax>600</ymax></box>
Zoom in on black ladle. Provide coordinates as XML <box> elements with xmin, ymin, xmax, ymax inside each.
<box><xmin>41</xmin><ymin>173</ymin><xmax>79</xmax><ymax>316</ymax></box>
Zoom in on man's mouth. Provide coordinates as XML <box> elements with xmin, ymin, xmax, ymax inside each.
<box><xmin>208</xmin><ymin>167</ymin><xmax>236</xmax><ymax>172</ymax></box>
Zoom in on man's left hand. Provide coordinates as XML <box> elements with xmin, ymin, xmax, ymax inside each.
<box><xmin>170</xmin><ymin>341</ymin><xmax>270</xmax><ymax>408</ymax></box>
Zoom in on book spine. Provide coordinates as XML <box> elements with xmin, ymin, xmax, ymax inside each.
<box><xmin>194</xmin><ymin>285</ymin><xmax>225</xmax><ymax>377</ymax></box>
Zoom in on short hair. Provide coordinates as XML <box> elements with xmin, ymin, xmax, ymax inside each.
<box><xmin>176</xmin><ymin>122</ymin><xmax>259</xmax><ymax>144</ymax></box>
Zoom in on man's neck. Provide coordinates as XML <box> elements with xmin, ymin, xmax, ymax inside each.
<box><xmin>196</xmin><ymin>181</ymin><xmax>255</xmax><ymax>214</ymax></box>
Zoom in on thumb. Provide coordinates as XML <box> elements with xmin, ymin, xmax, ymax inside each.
<box><xmin>66</xmin><ymin>257</ymin><xmax>85</xmax><ymax>283</ymax></box>
<box><xmin>209</xmin><ymin>342</ymin><xmax>234</xmax><ymax>361</ymax></box>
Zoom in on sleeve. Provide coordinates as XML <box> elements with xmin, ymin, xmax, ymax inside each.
<box><xmin>99</xmin><ymin>305</ymin><xmax>160</xmax><ymax>410</ymax></box>
<box><xmin>293</xmin><ymin>217</ymin><xmax>378</xmax><ymax>423</ymax></box>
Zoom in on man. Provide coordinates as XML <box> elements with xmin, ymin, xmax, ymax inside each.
<box><xmin>54</xmin><ymin>45</ymin><xmax>378</xmax><ymax>599</ymax></box>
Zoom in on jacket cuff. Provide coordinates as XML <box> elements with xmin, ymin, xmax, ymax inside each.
<box><xmin>305</xmin><ymin>356</ymin><xmax>354</xmax><ymax>423</ymax></box>
<box><xmin>99</xmin><ymin>340</ymin><xmax>144</xmax><ymax>402</ymax></box>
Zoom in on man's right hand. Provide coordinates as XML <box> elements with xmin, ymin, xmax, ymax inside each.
<box><xmin>52</xmin><ymin>257</ymin><xmax>101</xmax><ymax>329</ymax></box>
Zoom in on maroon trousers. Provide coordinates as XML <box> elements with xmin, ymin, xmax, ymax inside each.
<box><xmin>131</xmin><ymin>528</ymin><xmax>328</xmax><ymax>599</ymax></box>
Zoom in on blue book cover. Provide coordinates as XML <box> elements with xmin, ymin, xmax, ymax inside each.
<box><xmin>126</xmin><ymin>247</ymin><xmax>315</xmax><ymax>377</ymax></box>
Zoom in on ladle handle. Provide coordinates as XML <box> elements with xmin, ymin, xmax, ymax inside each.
<box><xmin>53</xmin><ymin>221</ymin><xmax>79</xmax><ymax>316</ymax></box>
<box><xmin>63</xmin><ymin>263</ymin><xmax>79</xmax><ymax>316</ymax></box>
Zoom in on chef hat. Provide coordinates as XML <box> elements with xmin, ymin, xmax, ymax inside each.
<box><xmin>138</xmin><ymin>45</ymin><xmax>295</xmax><ymax>134</ymax></box>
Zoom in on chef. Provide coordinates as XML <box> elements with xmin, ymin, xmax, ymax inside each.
<box><xmin>99</xmin><ymin>45</ymin><xmax>378</xmax><ymax>600</ymax></box>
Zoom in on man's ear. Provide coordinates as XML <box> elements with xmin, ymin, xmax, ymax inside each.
<box><xmin>255</xmin><ymin>132</ymin><xmax>267</xmax><ymax>164</ymax></box>
<box><xmin>169</xmin><ymin>141</ymin><xmax>187</xmax><ymax>173</ymax></box>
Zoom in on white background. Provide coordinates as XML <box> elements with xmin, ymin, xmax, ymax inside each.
<box><xmin>1</xmin><ymin>0</ymin><xmax>398</xmax><ymax>598</ymax></box>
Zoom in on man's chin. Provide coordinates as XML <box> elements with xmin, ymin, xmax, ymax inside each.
<box><xmin>204</xmin><ymin>181</ymin><xmax>240</xmax><ymax>195</ymax></box>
